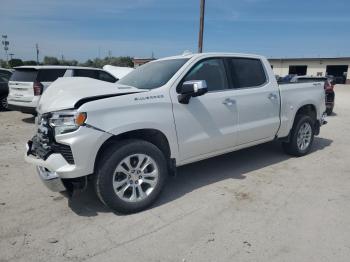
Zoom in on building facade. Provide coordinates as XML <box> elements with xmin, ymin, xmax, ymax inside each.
<box><xmin>269</xmin><ymin>57</ymin><xmax>350</xmax><ymax>84</ymax></box>
<box><xmin>132</xmin><ymin>58</ymin><xmax>156</xmax><ymax>68</ymax></box>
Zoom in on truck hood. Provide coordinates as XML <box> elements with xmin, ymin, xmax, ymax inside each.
<box><xmin>37</xmin><ymin>77</ymin><xmax>146</xmax><ymax>113</ymax></box>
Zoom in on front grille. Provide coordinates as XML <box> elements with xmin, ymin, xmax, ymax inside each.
<box><xmin>29</xmin><ymin>113</ymin><xmax>75</xmax><ymax>164</ymax></box>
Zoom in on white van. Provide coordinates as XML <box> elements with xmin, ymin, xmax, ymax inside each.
<box><xmin>8</xmin><ymin>66</ymin><xmax>117</xmax><ymax>114</ymax></box>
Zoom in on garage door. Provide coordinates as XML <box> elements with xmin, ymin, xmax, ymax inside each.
<box><xmin>326</xmin><ymin>65</ymin><xmax>348</xmax><ymax>84</ymax></box>
<box><xmin>289</xmin><ymin>65</ymin><xmax>307</xmax><ymax>76</ymax></box>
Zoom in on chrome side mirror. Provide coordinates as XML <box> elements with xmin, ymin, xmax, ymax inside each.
<box><xmin>178</xmin><ymin>80</ymin><xmax>208</xmax><ymax>104</ymax></box>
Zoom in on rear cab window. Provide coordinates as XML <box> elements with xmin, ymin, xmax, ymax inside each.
<box><xmin>228</xmin><ymin>58</ymin><xmax>267</xmax><ymax>88</ymax></box>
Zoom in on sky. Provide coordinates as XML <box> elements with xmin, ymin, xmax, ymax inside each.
<box><xmin>1</xmin><ymin>0</ymin><xmax>350</xmax><ymax>62</ymax></box>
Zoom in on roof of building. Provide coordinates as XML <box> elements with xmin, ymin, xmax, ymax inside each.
<box><xmin>269</xmin><ymin>57</ymin><xmax>350</xmax><ymax>61</ymax></box>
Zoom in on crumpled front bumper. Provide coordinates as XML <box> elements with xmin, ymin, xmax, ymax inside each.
<box><xmin>25</xmin><ymin>143</ymin><xmax>73</xmax><ymax>192</ymax></box>
<box><xmin>25</xmin><ymin>125</ymin><xmax>112</xmax><ymax>192</ymax></box>
<box><xmin>36</xmin><ymin>166</ymin><xmax>66</xmax><ymax>192</ymax></box>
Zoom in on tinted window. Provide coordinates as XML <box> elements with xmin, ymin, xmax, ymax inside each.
<box><xmin>0</xmin><ymin>71</ymin><xmax>12</xmax><ymax>82</ymax></box>
<box><xmin>10</xmin><ymin>69</ymin><xmax>38</xmax><ymax>82</ymax></box>
<box><xmin>229</xmin><ymin>58</ymin><xmax>267</xmax><ymax>88</ymax></box>
<box><xmin>183</xmin><ymin>58</ymin><xmax>228</xmax><ymax>92</ymax></box>
<box><xmin>74</xmin><ymin>69</ymin><xmax>99</xmax><ymax>79</ymax></box>
<box><xmin>99</xmin><ymin>71</ymin><xmax>117</xmax><ymax>83</ymax></box>
<box><xmin>118</xmin><ymin>58</ymin><xmax>189</xmax><ymax>89</ymax></box>
<box><xmin>37</xmin><ymin>69</ymin><xmax>66</xmax><ymax>82</ymax></box>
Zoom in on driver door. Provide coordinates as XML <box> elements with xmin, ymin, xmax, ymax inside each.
<box><xmin>171</xmin><ymin>58</ymin><xmax>238</xmax><ymax>162</ymax></box>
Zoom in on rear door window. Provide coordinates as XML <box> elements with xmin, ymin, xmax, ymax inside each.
<box><xmin>10</xmin><ymin>69</ymin><xmax>38</xmax><ymax>82</ymax></box>
<box><xmin>98</xmin><ymin>71</ymin><xmax>117</xmax><ymax>83</ymax></box>
<box><xmin>37</xmin><ymin>69</ymin><xmax>66</xmax><ymax>82</ymax></box>
<box><xmin>74</xmin><ymin>69</ymin><xmax>99</xmax><ymax>79</ymax></box>
<box><xmin>228</xmin><ymin>58</ymin><xmax>267</xmax><ymax>88</ymax></box>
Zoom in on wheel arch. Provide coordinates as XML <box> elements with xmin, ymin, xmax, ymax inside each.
<box><xmin>295</xmin><ymin>104</ymin><xmax>317</xmax><ymax>121</ymax></box>
<box><xmin>280</xmin><ymin>103</ymin><xmax>318</xmax><ymax>142</ymax></box>
<box><xmin>94</xmin><ymin>128</ymin><xmax>173</xmax><ymax>173</ymax></box>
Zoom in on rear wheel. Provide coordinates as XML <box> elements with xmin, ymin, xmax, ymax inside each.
<box><xmin>95</xmin><ymin>139</ymin><xmax>168</xmax><ymax>213</ymax></box>
<box><xmin>282</xmin><ymin>115</ymin><xmax>315</xmax><ymax>156</ymax></box>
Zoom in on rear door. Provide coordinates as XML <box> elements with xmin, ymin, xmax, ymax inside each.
<box><xmin>227</xmin><ymin>57</ymin><xmax>280</xmax><ymax>145</ymax></box>
<box><xmin>8</xmin><ymin>69</ymin><xmax>38</xmax><ymax>102</ymax></box>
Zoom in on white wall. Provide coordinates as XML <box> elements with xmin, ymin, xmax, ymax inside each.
<box><xmin>269</xmin><ymin>58</ymin><xmax>350</xmax><ymax>83</ymax></box>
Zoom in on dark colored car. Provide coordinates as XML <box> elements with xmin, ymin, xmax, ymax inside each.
<box><xmin>0</xmin><ymin>68</ymin><xmax>13</xmax><ymax>110</ymax></box>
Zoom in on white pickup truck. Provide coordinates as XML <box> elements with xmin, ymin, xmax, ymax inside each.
<box><xmin>25</xmin><ymin>53</ymin><xmax>327</xmax><ymax>213</ymax></box>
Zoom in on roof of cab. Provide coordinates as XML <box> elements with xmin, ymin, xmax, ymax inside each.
<box><xmin>155</xmin><ymin>52</ymin><xmax>266</xmax><ymax>61</ymax></box>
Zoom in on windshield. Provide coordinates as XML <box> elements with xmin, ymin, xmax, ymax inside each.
<box><xmin>118</xmin><ymin>58</ymin><xmax>189</xmax><ymax>89</ymax></box>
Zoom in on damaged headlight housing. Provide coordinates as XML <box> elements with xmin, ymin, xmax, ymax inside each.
<box><xmin>49</xmin><ymin>110</ymin><xmax>87</xmax><ymax>136</ymax></box>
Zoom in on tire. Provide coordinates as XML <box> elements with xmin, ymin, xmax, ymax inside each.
<box><xmin>95</xmin><ymin>139</ymin><xmax>168</xmax><ymax>213</ymax></box>
<box><xmin>0</xmin><ymin>98</ymin><xmax>8</xmax><ymax>111</ymax></box>
<box><xmin>282</xmin><ymin>115</ymin><xmax>315</xmax><ymax>157</ymax></box>
<box><xmin>326</xmin><ymin>107</ymin><xmax>333</xmax><ymax>116</ymax></box>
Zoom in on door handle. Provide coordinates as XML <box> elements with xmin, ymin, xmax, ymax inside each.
<box><xmin>268</xmin><ymin>93</ymin><xmax>278</xmax><ymax>100</ymax></box>
<box><xmin>223</xmin><ymin>98</ymin><xmax>236</xmax><ymax>106</ymax></box>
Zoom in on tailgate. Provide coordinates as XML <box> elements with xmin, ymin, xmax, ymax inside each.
<box><xmin>8</xmin><ymin>69</ymin><xmax>37</xmax><ymax>102</ymax></box>
<box><xmin>8</xmin><ymin>81</ymin><xmax>34</xmax><ymax>102</ymax></box>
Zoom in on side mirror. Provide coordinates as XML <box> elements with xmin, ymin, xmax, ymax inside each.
<box><xmin>178</xmin><ymin>80</ymin><xmax>208</xmax><ymax>104</ymax></box>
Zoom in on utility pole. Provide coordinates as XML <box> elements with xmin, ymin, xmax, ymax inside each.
<box><xmin>9</xmin><ymin>53</ymin><xmax>14</xmax><ymax>60</ymax></box>
<box><xmin>198</xmin><ymin>0</ymin><xmax>205</xmax><ymax>53</ymax></box>
<box><xmin>36</xmin><ymin>43</ymin><xmax>39</xmax><ymax>65</ymax></box>
<box><xmin>2</xmin><ymin>35</ymin><xmax>9</xmax><ymax>65</ymax></box>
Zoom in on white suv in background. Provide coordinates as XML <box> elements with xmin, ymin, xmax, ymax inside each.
<box><xmin>7</xmin><ymin>66</ymin><xmax>118</xmax><ymax>114</ymax></box>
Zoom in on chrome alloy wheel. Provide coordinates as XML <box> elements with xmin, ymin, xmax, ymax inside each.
<box><xmin>297</xmin><ymin>122</ymin><xmax>312</xmax><ymax>151</ymax></box>
<box><xmin>112</xmin><ymin>154</ymin><xmax>159</xmax><ymax>202</ymax></box>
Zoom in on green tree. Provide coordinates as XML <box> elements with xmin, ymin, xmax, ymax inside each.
<box><xmin>43</xmin><ymin>56</ymin><xmax>60</xmax><ymax>65</ymax></box>
<box><xmin>9</xmin><ymin>59</ymin><xmax>24</xmax><ymax>68</ymax></box>
<box><xmin>23</xmin><ymin>60</ymin><xmax>38</xmax><ymax>66</ymax></box>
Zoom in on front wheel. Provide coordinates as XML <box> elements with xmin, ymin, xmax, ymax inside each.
<box><xmin>95</xmin><ymin>139</ymin><xmax>168</xmax><ymax>213</ymax></box>
<box><xmin>282</xmin><ymin>115</ymin><xmax>315</xmax><ymax>157</ymax></box>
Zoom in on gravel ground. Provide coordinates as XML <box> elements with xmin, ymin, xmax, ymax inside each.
<box><xmin>1</xmin><ymin>85</ymin><xmax>350</xmax><ymax>262</ymax></box>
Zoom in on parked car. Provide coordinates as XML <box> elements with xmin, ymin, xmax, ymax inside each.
<box><xmin>289</xmin><ymin>75</ymin><xmax>335</xmax><ymax>115</ymax></box>
<box><xmin>7</xmin><ymin>66</ymin><xmax>118</xmax><ymax>114</ymax></box>
<box><xmin>102</xmin><ymin>65</ymin><xmax>134</xmax><ymax>80</ymax></box>
<box><xmin>25</xmin><ymin>53</ymin><xmax>327</xmax><ymax>213</ymax></box>
<box><xmin>0</xmin><ymin>68</ymin><xmax>13</xmax><ymax>110</ymax></box>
